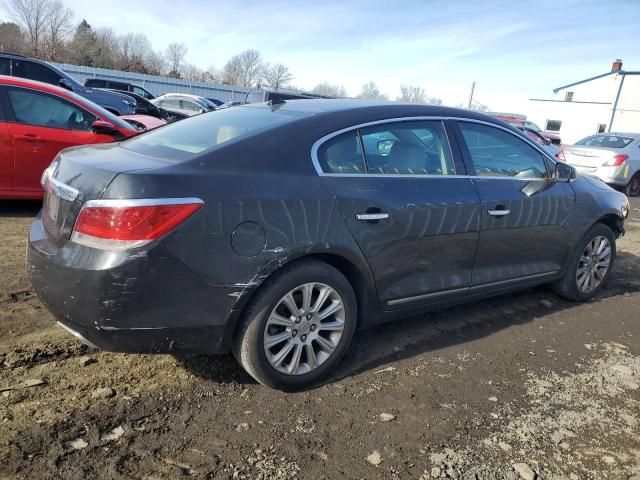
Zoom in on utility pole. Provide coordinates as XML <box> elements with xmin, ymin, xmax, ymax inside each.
<box><xmin>467</xmin><ymin>81</ymin><xmax>475</xmax><ymax>109</ymax></box>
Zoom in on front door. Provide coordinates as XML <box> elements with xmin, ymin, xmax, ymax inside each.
<box><xmin>5</xmin><ymin>86</ymin><xmax>110</xmax><ymax>194</ymax></box>
<box><xmin>317</xmin><ymin>119</ymin><xmax>481</xmax><ymax>308</ymax></box>
<box><xmin>454</xmin><ymin>121</ymin><xmax>576</xmax><ymax>289</ymax></box>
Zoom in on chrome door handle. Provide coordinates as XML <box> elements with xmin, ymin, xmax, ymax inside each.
<box><xmin>488</xmin><ymin>209</ymin><xmax>510</xmax><ymax>217</ymax></box>
<box><xmin>356</xmin><ymin>212</ymin><xmax>389</xmax><ymax>221</ymax></box>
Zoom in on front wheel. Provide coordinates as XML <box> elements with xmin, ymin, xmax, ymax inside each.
<box><xmin>552</xmin><ymin>223</ymin><xmax>616</xmax><ymax>301</ymax></box>
<box><xmin>232</xmin><ymin>260</ymin><xmax>357</xmax><ymax>390</ymax></box>
<box><xmin>625</xmin><ymin>172</ymin><xmax>640</xmax><ymax>197</ymax></box>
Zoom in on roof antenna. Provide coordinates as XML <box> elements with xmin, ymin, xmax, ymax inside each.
<box><xmin>267</xmin><ymin>93</ymin><xmax>286</xmax><ymax>106</ymax></box>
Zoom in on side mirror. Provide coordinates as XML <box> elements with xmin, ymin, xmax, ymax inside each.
<box><xmin>58</xmin><ymin>78</ymin><xmax>73</xmax><ymax>91</ymax></box>
<box><xmin>91</xmin><ymin>120</ymin><xmax>117</xmax><ymax>134</ymax></box>
<box><xmin>555</xmin><ymin>162</ymin><xmax>576</xmax><ymax>182</ymax></box>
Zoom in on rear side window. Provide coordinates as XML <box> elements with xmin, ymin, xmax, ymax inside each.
<box><xmin>181</xmin><ymin>99</ymin><xmax>202</xmax><ymax>112</ymax></box>
<box><xmin>575</xmin><ymin>135</ymin><xmax>633</xmax><ymax>148</ymax></box>
<box><xmin>317</xmin><ymin>130</ymin><xmax>365</xmax><ymax>174</ymax></box>
<box><xmin>360</xmin><ymin>120</ymin><xmax>455</xmax><ymax>175</ymax></box>
<box><xmin>123</xmin><ymin>105</ymin><xmax>304</xmax><ymax>161</ymax></box>
<box><xmin>12</xmin><ymin>60</ymin><xmax>62</xmax><ymax>85</ymax></box>
<box><xmin>459</xmin><ymin>122</ymin><xmax>548</xmax><ymax>179</ymax></box>
<box><xmin>7</xmin><ymin>88</ymin><xmax>96</xmax><ymax>131</ymax></box>
<box><xmin>85</xmin><ymin>79</ymin><xmax>105</xmax><ymax>87</ymax></box>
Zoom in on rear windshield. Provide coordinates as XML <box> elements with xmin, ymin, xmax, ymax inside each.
<box><xmin>576</xmin><ymin>135</ymin><xmax>634</xmax><ymax>148</ymax></box>
<box><xmin>122</xmin><ymin>105</ymin><xmax>304</xmax><ymax>160</ymax></box>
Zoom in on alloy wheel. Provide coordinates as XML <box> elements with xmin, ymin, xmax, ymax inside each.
<box><xmin>264</xmin><ymin>282</ymin><xmax>346</xmax><ymax>375</ymax></box>
<box><xmin>576</xmin><ymin>235</ymin><xmax>612</xmax><ymax>293</ymax></box>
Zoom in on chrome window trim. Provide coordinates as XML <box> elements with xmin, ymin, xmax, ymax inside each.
<box><xmin>310</xmin><ymin>116</ymin><xmax>558</xmax><ymax>180</ymax></box>
<box><xmin>80</xmin><ymin>197</ymin><xmax>204</xmax><ymax>208</ymax></box>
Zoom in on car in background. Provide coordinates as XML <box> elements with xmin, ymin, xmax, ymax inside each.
<box><xmin>564</xmin><ymin>133</ymin><xmax>640</xmax><ymax>196</ymax></box>
<box><xmin>27</xmin><ymin>100</ymin><xmax>629</xmax><ymax>390</ymax></box>
<box><xmin>102</xmin><ymin>89</ymin><xmax>187</xmax><ymax>123</ymax></box>
<box><xmin>84</xmin><ymin>78</ymin><xmax>155</xmax><ymax>100</ymax></box>
<box><xmin>492</xmin><ymin>112</ymin><xmax>562</xmax><ymax>146</ymax></box>
<box><xmin>218</xmin><ymin>100</ymin><xmax>249</xmax><ymax>109</ymax></box>
<box><xmin>0</xmin><ymin>53</ymin><xmax>136</xmax><ymax>116</ymax></box>
<box><xmin>207</xmin><ymin>98</ymin><xmax>224</xmax><ymax>107</ymax></box>
<box><xmin>120</xmin><ymin>115</ymin><xmax>166</xmax><ymax>132</ymax></box>
<box><xmin>151</xmin><ymin>93</ymin><xmax>216</xmax><ymax>117</ymax></box>
<box><xmin>516</xmin><ymin>126</ymin><xmax>564</xmax><ymax>160</ymax></box>
<box><xmin>0</xmin><ymin>75</ymin><xmax>138</xmax><ymax>199</ymax></box>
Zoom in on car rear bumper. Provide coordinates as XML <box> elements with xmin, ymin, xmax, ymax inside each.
<box><xmin>572</xmin><ymin>165</ymin><xmax>631</xmax><ymax>186</ymax></box>
<box><xmin>27</xmin><ymin>214</ymin><xmax>239</xmax><ymax>354</ymax></box>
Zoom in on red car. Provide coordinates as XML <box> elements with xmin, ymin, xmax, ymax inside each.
<box><xmin>0</xmin><ymin>76</ymin><xmax>138</xmax><ymax>199</ymax></box>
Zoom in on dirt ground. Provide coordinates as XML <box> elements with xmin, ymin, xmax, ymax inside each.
<box><xmin>1</xmin><ymin>198</ymin><xmax>639</xmax><ymax>480</ymax></box>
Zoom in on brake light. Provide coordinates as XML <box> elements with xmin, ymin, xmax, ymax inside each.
<box><xmin>604</xmin><ymin>154</ymin><xmax>628</xmax><ymax>167</ymax></box>
<box><xmin>555</xmin><ymin>150</ymin><xmax>565</xmax><ymax>161</ymax></box>
<box><xmin>72</xmin><ymin>198</ymin><xmax>203</xmax><ymax>250</ymax></box>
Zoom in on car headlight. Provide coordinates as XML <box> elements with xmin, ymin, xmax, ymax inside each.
<box><xmin>621</xmin><ymin>201</ymin><xmax>629</xmax><ymax>219</ymax></box>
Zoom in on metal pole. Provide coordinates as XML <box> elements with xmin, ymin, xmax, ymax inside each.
<box><xmin>467</xmin><ymin>81</ymin><xmax>475</xmax><ymax>109</ymax></box>
<box><xmin>608</xmin><ymin>74</ymin><xmax>625</xmax><ymax>132</ymax></box>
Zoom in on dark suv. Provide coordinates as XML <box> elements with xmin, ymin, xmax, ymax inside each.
<box><xmin>0</xmin><ymin>53</ymin><xmax>136</xmax><ymax>116</ymax></box>
<box><xmin>84</xmin><ymin>78</ymin><xmax>155</xmax><ymax>100</ymax></box>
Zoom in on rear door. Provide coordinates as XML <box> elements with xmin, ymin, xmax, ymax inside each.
<box><xmin>454</xmin><ymin>120</ymin><xmax>575</xmax><ymax>290</ymax></box>
<box><xmin>5</xmin><ymin>86</ymin><xmax>112</xmax><ymax>194</ymax></box>
<box><xmin>0</xmin><ymin>87</ymin><xmax>14</xmax><ymax>194</ymax></box>
<box><xmin>316</xmin><ymin>119</ymin><xmax>480</xmax><ymax>308</ymax></box>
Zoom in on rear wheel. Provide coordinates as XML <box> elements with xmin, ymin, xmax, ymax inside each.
<box><xmin>625</xmin><ymin>172</ymin><xmax>640</xmax><ymax>197</ymax></box>
<box><xmin>552</xmin><ymin>223</ymin><xmax>616</xmax><ymax>301</ymax></box>
<box><xmin>232</xmin><ymin>260</ymin><xmax>357</xmax><ymax>390</ymax></box>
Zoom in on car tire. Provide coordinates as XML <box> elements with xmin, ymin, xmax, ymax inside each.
<box><xmin>552</xmin><ymin>223</ymin><xmax>616</xmax><ymax>302</ymax></box>
<box><xmin>625</xmin><ymin>172</ymin><xmax>640</xmax><ymax>197</ymax></box>
<box><xmin>232</xmin><ymin>259</ymin><xmax>357</xmax><ymax>391</ymax></box>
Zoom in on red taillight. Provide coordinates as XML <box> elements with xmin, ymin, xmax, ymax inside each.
<box><xmin>72</xmin><ymin>199</ymin><xmax>203</xmax><ymax>250</ymax></box>
<box><xmin>604</xmin><ymin>154</ymin><xmax>628</xmax><ymax>167</ymax></box>
<box><xmin>555</xmin><ymin>150</ymin><xmax>565</xmax><ymax>161</ymax></box>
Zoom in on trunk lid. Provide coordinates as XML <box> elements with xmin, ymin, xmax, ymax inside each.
<box><xmin>563</xmin><ymin>146</ymin><xmax>616</xmax><ymax>168</ymax></box>
<box><xmin>42</xmin><ymin>142</ymin><xmax>171</xmax><ymax>247</ymax></box>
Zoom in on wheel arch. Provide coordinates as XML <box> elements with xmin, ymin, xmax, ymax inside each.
<box><xmin>596</xmin><ymin>213</ymin><xmax>625</xmax><ymax>237</ymax></box>
<box><xmin>223</xmin><ymin>248</ymin><xmax>380</xmax><ymax>349</ymax></box>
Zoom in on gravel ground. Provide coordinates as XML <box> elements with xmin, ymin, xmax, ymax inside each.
<box><xmin>1</xmin><ymin>197</ymin><xmax>639</xmax><ymax>480</ymax></box>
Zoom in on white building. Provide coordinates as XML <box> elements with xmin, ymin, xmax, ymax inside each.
<box><xmin>528</xmin><ymin>60</ymin><xmax>640</xmax><ymax>144</ymax></box>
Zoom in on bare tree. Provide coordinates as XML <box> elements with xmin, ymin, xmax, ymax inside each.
<box><xmin>165</xmin><ymin>42</ymin><xmax>187</xmax><ymax>77</ymax></box>
<box><xmin>397</xmin><ymin>85</ymin><xmax>441</xmax><ymax>105</ymax></box>
<box><xmin>238</xmin><ymin>49</ymin><xmax>263</xmax><ymax>87</ymax></box>
<box><xmin>312</xmin><ymin>81</ymin><xmax>347</xmax><ymax>98</ymax></box>
<box><xmin>0</xmin><ymin>22</ymin><xmax>26</xmax><ymax>54</ymax></box>
<box><xmin>262</xmin><ymin>63</ymin><xmax>292</xmax><ymax>91</ymax></box>
<box><xmin>66</xmin><ymin>19</ymin><xmax>96</xmax><ymax>65</ymax></box>
<box><xmin>202</xmin><ymin>65</ymin><xmax>220</xmax><ymax>83</ymax></box>
<box><xmin>5</xmin><ymin>0</ymin><xmax>51</xmax><ymax>56</ymax></box>
<box><xmin>92</xmin><ymin>27</ymin><xmax>119</xmax><ymax>68</ymax></box>
<box><xmin>221</xmin><ymin>54</ymin><xmax>243</xmax><ymax>85</ymax></box>
<box><xmin>358</xmin><ymin>81</ymin><xmax>388</xmax><ymax>100</ymax></box>
<box><xmin>43</xmin><ymin>0</ymin><xmax>73</xmax><ymax>61</ymax></box>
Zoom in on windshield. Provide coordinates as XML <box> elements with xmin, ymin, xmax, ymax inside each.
<box><xmin>122</xmin><ymin>105</ymin><xmax>305</xmax><ymax>161</ymax></box>
<box><xmin>575</xmin><ymin>135</ymin><xmax>634</xmax><ymax>149</ymax></box>
<box><xmin>65</xmin><ymin>89</ymin><xmax>133</xmax><ymax>130</ymax></box>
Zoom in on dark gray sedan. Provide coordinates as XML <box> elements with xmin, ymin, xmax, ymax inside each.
<box><xmin>28</xmin><ymin>100</ymin><xmax>630</xmax><ymax>390</ymax></box>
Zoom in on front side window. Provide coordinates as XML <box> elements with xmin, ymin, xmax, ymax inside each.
<box><xmin>360</xmin><ymin>121</ymin><xmax>455</xmax><ymax>175</ymax></box>
<box><xmin>181</xmin><ymin>99</ymin><xmax>202</xmax><ymax>112</ymax></box>
<box><xmin>7</xmin><ymin>88</ymin><xmax>96</xmax><ymax>131</ymax></box>
<box><xmin>317</xmin><ymin>130</ymin><xmax>365</xmax><ymax>174</ymax></box>
<box><xmin>459</xmin><ymin>122</ymin><xmax>548</xmax><ymax>179</ymax></box>
<box><xmin>12</xmin><ymin>60</ymin><xmax>62</xmax><ymax>85</ymax></box>
<box><xmin>133</xmin><ymin>86</ymin><xmax>152</xmax><ymax>99</ymax></box>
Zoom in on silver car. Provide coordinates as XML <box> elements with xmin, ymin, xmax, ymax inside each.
<box><xmin>564</xmin><ymin>133</ymin><xmax>640</xmax><ymax>197</ymax></box>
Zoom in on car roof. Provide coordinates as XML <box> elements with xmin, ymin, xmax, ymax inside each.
<box><xmin>158</xmin><ymin>93</ymin><xmax>205</xmax><ymax>100</ymax></box>
<box><xmin>245</xmin><ymin>99</ymin><xmax>509</xmax><ymax>125</ymax></box>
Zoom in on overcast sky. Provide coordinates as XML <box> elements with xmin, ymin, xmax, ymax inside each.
<box><xmin>3</xmin><ymin>0</ymin><xmax>639</xmax><ymax>111</ymax></box>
